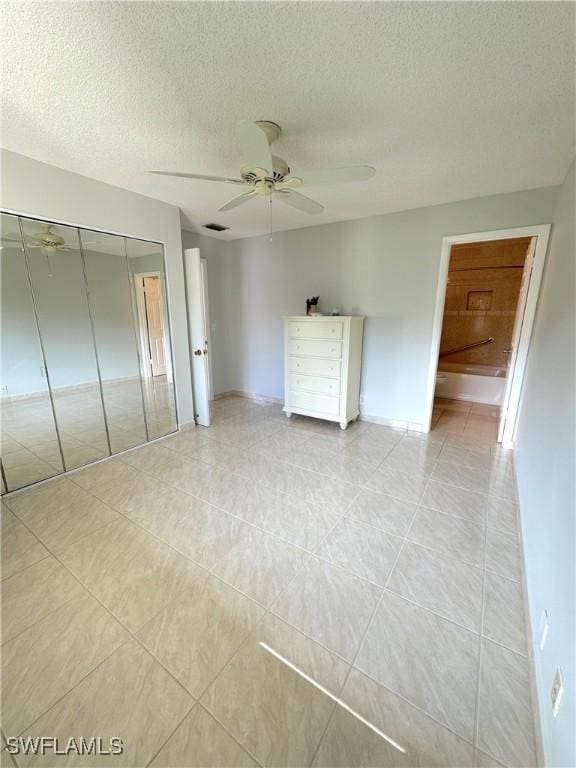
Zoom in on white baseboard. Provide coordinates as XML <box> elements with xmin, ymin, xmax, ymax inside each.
<box><xmin>216</xmin><ymin>389</ymin><xmax>283</xmax><ymax>406</ymax></box>
<box><xmin>214</xmin><ymin>392</ymin><xmax>422</xmax><ymax>430</ymax></box>
<box><xmin>213</xmin><ymin>390</ymin><xmax>236</xmax><ymax>400</ymax></box>
<box><xmin>359</xmin><ymin>412</ymin><xmax>426</xmax><ymax>433</ymax></box>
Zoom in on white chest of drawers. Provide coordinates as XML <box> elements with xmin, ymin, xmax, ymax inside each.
<box><xmin>283</xmin><ymin>316</ymin><xmax>365</xmax><ymax>429</ymax></box>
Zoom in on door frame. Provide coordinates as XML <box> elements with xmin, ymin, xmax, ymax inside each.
<box><xmin>133</xmin><ymin>271</ymin><xmax>171</xmax><ymax>382</ymax></box>
<box><xmin>424</xmin><ymin>224</ymin><xmax>551</xmax><ymax>447</ymax></box>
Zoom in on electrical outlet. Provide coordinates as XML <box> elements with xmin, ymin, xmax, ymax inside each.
<box><xmin>539</xmin><ymin>609</ymin><xmax>549</xmax><ymax>650</ymax></box>
<box><xmin>1</xmin><ymin>384</ymin><xmax>8</xmax><ymax>394</ymax></box>
<box><xmin>551</xmin><ymin>668</ymin><xmax>564</xmax><ymax>718</ymax></box>
<box><xmin>40</xmin><ymin>365</ymin><xmax>47</xmax><ymax>378</ymax></box>
<box><xmin>359</xmin><ymin>395</ymin><xmax>365</xmax><ymax>406</ymax></box>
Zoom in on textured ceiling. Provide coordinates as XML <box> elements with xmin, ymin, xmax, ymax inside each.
<box><xmin>1</xmin><ymin>1</ymin><xmax>574</xmax><ymax>240</ymax></box>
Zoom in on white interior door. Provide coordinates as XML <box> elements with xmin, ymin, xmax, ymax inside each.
<box><xmin>184</xmin><ymin>248</ymin><xmax>211</xmax><ymax>427</ymax></box>
<box><xmin>200</xmin><ymin>258</ymin><xmax>214</xmax><ymax>401</ymax></box>
<box><xmin>142</xmin><ymin>276</ymin><xmax>167</xmax><ymax>376</ymax></box>
<box><xmin>497</xmin><ymin>236</ymin><xmax>536</xmax><ymax>444</ymax></box>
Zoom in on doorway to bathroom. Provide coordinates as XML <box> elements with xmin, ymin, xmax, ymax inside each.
<box><xmin>424</xmin><ymin>225</ymin><xmax>551</xmax><ymax>447</ymax></box>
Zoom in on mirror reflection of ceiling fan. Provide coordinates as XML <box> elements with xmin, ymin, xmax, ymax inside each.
<box><xmin>150</xmin><ymin>120</ymin><xmax>376</xmax><ymax>216</ymax></box>
<box><xmin>2</xmin><ymin>224</ymin><xmax>74</xmax><ymax>252</ymax></box>
<box><xmin>1</xmin><ymin>225</ymin><xmax>99</xmax><ymax>276</ymax></box>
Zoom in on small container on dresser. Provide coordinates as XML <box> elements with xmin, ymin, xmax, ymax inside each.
<box><xmin>283</xmin><ymin>315</ymin><xmax>365</xmax><ymax>429</ymax></box>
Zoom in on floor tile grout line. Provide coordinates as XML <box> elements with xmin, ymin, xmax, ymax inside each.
<box><xmin>64</xmin><ymin>471</ymin><xmax>318</xmax><ymax>620</ymax></box>
<box><xmin>342</xmin><ymin>492</ymin><xmax>489</xmax><ymax>751</ymax></box>
<box><xmin>168</xmin><ymin>485</ymin><xmax>371</xmax><ymax>764</ymax></box>
<box><xmin>10</xmin><ymin>636</ymin><xmax>137</xmax><ymax>739</ymax></box>
<box><xmin>0</xmin><ymin>728</ymin><xmax>20</xmax><ymax>768</ymax></box>
<box><xmin>81</xmin><ymin>432</ymin><xmax>372</xmax><ymax>558</ymax></box>
<box><xmin>309</xmin><ymin>501</ymin><xmax>420</xmax><ymax>766</ymax></box>
<box><xmin>308</xmin><ymin>526</ymin><xmax>495</xmax><ymax>639</ymax></box>
<box><xmin>307</xmin><ymin>585</ymin><xmax>387</xmax><ymax>767</ymax></box>
<box><xmin>66</xmin><ymin>464</ymin><xmax>341</xmax><ymax>565</ymax></box>
<box><xmin>143</xmin><ymin>701</ymin><xmax>198</xmax><ymax>768</ymax></box>
<box><xmin>380</xmin><ymin>586</ymin><xmax>483</xmax><ymax>637</ymax></box>
<box><xmin>472</xmin><ymin>504</ymin><xmax>490</xmax><ymax>754</ymax></box>
<box><xmin>346</xmin><ymin>662</ymin><xmax>480</xmax><ymax>752</ymax></box>
<box><xmin>60</xmin><ymin>453</ymin><xmax>364</xmax><ymax>661</ymax></box>
<box><xmin>1</xmin><ymin>589</ymin><xmax>90</xmax><ymax>650</ymax></box>
<box><xmin>193</xmin><ymin>633</ymin><xmax>278</xmax><ymax>768</ymax></box>
<box><xmin>3</xmin><ymin>514</ymin><xmax>213</xmax><ymax>741</ymax></box>
<box><xmin>198</xmin><ymin>703</ymin><xmax>266</xmax><ymax>768</ymax></box>
<box><xmin>0</xmin><ymin>548</ymin><xmax>53</xmax><ymax>585</ymax></box>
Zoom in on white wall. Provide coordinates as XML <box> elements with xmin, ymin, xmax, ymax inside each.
<box><xmin>1</xmin><ymin>150</ymin><xmax>194</xmax><ymax>423</ymax></box>
<box><xmin>204</xmin><ymin>186</ymin><xmax>558</xmax><ymax>426</ymax></box>
<box><xmin>514</xmin><ymin>161</ymin><xmax>575</xmax><ymax>768</ymax></box>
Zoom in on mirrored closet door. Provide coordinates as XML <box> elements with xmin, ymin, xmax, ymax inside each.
<box><xmin>0</xmin><ymin>213</ymin><xmax>178</xmax><ymax>493</ymax></box>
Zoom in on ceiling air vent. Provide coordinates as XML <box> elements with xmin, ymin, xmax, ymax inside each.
<box><xmin>203</xmin><ymin>223</ymin><xmax>229</xmax><ymax>232</ymax></box>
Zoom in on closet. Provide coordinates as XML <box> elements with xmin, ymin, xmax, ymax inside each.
<box><xmin>0</xmin><ymin>213</ymin><xmax>177</xmax><ymax>493</ymax></box>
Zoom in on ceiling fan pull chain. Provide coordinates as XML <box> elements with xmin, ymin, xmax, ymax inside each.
<box><xmin>269</xmin><ymin>191</ymin><xmax>273</xmax><ymax>242</ymax></box>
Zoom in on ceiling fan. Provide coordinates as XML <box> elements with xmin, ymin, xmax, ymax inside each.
<box><xmin>150</xmin><ymin>121</ymin><xmax>376</xmax><ymax>215</ymax></box>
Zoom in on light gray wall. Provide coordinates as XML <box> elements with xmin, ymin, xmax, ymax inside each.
<box><xmin>1</xmin><ymin>150</ymin><xmax>194</xmax><ymax>423</ymax></box>
<box><xmin>515</xmin><ymin>161</ymin><xmax>575</xmax><ymax>768</ymax></box>
<box><xmin>211</xmin><ymin>186</ymin><xmax>558</xmax><ymax>426</ymax></box>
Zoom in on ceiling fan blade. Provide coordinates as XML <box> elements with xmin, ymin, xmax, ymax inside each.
<box><xmin>218</xmin><ymin>190</ymin><xmax>257</xmax><ymax>212</ymax></box>
<box><xmin>238</xmin><ymin>122</ymin><xmax>273</xmax><ymax>176</ymax></box>
<box><xmin>150</xmin><ymin>171</ymin><xmax>244</xmax><ymax>185</ymax></box>
<box><xmin>275</xmin><ymin>189</ymin><xmax>324</xmax><ymax>215</ymax></box>
<box><xmin>288</xmin><ymin>165</ymin><xmax>376</xmax><ymax>187</ymax></box>
<box><xmin>277</xmin><ymin>177</ymin><xmax>303</xmax><ymax>189</ymax></box>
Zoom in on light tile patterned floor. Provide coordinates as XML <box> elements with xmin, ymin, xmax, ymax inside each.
<box><xmin>1</xmin><ymin>396</ymin><xmax>538</xmax><ymax>767</ymax></box>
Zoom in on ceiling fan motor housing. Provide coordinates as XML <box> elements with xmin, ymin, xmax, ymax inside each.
<box><xmin>240</xmin><ymin>155</ymin><xmax>290</xmax><ymax>188</ymax></box>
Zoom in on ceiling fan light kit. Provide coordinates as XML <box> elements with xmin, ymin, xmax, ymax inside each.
<box><xmin>150</xmin><ymin>120</ymin><xmax>376</xmax><ymax>228</ymax></box>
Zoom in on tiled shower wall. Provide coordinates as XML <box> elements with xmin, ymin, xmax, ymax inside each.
<box><xmin>439</xmin><ymin>237</ymin><xmax>531</xmax><ymax>370</ymax></box>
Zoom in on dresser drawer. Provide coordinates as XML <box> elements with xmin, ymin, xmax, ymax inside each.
<box><xmin>288</xmin><ymin>373</ymin><xmax>341</xmax><ymax>397</ymax></box>
<box><xmin>288</xmin><ymin>320</ymin><xmax>343</xmax><ymax>340</ymax></box>
<box><xmin>287</xmin><ymin>339</ymin><xmax>342</xmax><ymax>358</ymax></box>
<box><xmin>288</xmin><ymin>356</ymin><xmax>341</xmax><ymax>377</ymax></box>
<box><xmin>286</xmin><ymin>389</ymin><xmax>340</xmax><ymax>416</ymax></box>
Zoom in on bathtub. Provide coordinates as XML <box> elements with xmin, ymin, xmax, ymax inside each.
<box><xmin>435</xmin><ymin>362</ymin><xmax>507</xmax><ymax>405</ymax></box>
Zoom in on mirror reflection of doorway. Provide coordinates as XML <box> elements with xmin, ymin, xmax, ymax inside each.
<box><xmin>141</xmin><ymin>276</ymin><xmax>167</xmax><ymax>377</ymax></box>
<box><xmin>134</xmin><ymin>274</ymin><xmax>168</xmax><ymax>379</ymax></box>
